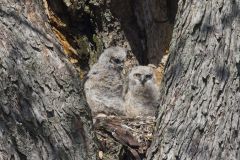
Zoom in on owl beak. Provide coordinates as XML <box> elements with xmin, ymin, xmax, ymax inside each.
<box><xmin>117</xmin><ymin>64</ymin><xmax>124</xmax><ymax>71</ymax></box>
<box><xmin>140</xmin><ymin>76</ymin><xmax>147</xmax><ymax>85</ymax></box>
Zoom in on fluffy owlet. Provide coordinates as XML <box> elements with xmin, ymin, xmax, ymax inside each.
<box><xmin>123</xmin><ymin>66</ymin><xmax>159</xmax><ymax>117</ymax></box>
<box><xmin>84</xmin><ymin>46</ymin><xmax>127</xmax><ymax>115</ymax></box>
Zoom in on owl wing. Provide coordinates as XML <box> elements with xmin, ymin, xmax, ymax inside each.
<box><xmin>122</xmin><ymin>76</ymin><xmax>129</xmax><ymax>100</ymax></box>
<box><xmin>83</xmin><ymin>63</ymin><xmax>102</xmax><ymax>89</ymax></box>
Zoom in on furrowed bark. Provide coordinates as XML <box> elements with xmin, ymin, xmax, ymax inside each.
<box><xmin>148</xmin><ymin>0</ymin><xmax>240</xmax><ymax>159</ymax></box>
<box><xmin>0</xmin><ymin>0</ymin><xmax>97</xmax><ymax>159</ymax></box>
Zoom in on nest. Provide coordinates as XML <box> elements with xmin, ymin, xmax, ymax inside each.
<box><xmin>94</xmin><ymin>115</ymin><xmax>156</xmax><ymax>160</ymax></box>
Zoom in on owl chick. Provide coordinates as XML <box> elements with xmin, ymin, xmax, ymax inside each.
<box><xmin>84</xmin><ymin>46</ymin><xmax>127</xmax><ymax>115</ymax></box>
<box><xmin>123</xmin><ymin>66</ymin><xmax>159</xmax><ymax>117</ymax></box>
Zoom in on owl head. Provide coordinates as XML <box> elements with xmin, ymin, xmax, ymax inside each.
<box><xmin>128</xmin><ymin>66</ymin><xmax>156</xmax><ymax>90</ymax></box>
<box><xmin>98</xmin><ymin>46</ymin><xmax>127</xmax><ymax>70</ymax></box>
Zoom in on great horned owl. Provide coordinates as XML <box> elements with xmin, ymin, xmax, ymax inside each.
<box><xmin>84</xmin><ymin>46</ymin><xmax>127</xmax><ymax>115</ymax></box>
<box><xmin>123</xmin><ymin>66</ymin><xmax>159</xmax><ymax>117</ymax></box>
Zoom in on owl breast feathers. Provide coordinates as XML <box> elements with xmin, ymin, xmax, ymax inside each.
<box><xmin>123</xmin><ymin>66</ymin><xmax>160</xmax><ymax>117</ymax></box>
<box><xmin>84</xmin><ymin>46</ymin><xmax>127</xmax><ymax>115</ymax></box>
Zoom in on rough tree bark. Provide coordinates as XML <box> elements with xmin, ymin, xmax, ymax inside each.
<box><xmin>148</xmin><ymin>0</ymin><xmax>240</xmax><ymax>160</ymax></box>
<box><xmin>45</xmin><ymin>0</ymin><xmax>176</xmax><ymax>67</ymax></box>
<box><xmin>111</xmin><ymin>0</ymin><xmax>177</xmax><ymax>65</ymax></box>
<box><xmin>0</xmin><ymin>0</ymin><xmax>97</xmax><ymax>159</ymax></box>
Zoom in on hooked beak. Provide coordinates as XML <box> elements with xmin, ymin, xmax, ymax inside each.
<box><xmin>140</xmin><ymin>76</ymin><xmax>147</xmax><ymax>85</ymax></box>
<box><xmin>117</xmin><ymin>64</ymin><xmax>124</xmax><ymax>71</ymax></box>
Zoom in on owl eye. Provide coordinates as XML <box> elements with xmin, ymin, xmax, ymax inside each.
<box><xmin>134</xmin><ymin>73</ymin><xmax>141</xmax><ymax>78</ymax></box>
<box><xmin>114</xmin><ymin>58</ymin><xmax>121</xmax><ymax>64</ymax></box>
<box><xmin>145</xmin><ymin>74</ymin><xmax>153</xmax><ymax>79</ymax></box>
<box><xmin>110</xmin><ymin>57</ymin><xmax>122</xmax><ymax>64</ymax></box>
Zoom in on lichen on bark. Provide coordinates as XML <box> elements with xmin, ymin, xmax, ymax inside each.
<box><xmin>0</xmin><ymin>0</ymin><xmax>97</xmax><ymax>159</ymax></box>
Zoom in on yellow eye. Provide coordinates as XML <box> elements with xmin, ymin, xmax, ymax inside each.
<box><xmin>134</xmin><ymin>73</ymin><xmax>141</xmax><ymax>78</ymax></box>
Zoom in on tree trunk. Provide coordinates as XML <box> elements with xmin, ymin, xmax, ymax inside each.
<box><xmin>111</xmin><ymin>0</ymin><xmax>176</xmax><ymax>65</ymax></box>
<box><xmin>148</xmin><ymin>0</ymin><xmax>240</xmax><ymax>159</ymax></box>
<box><xmin>0</xmin><ymin>0</ymin><xmax>97</xmax><ymax>159</ymax></box>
